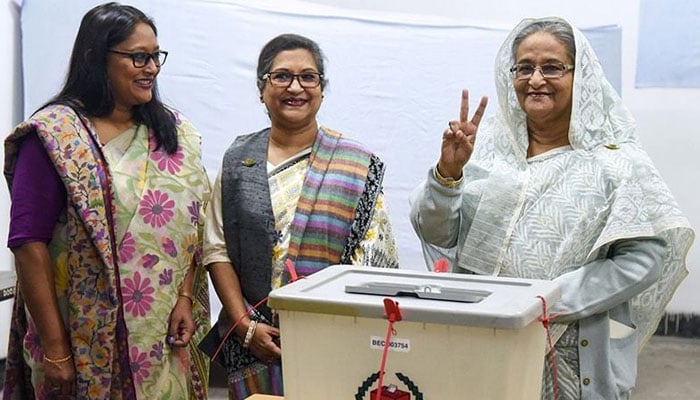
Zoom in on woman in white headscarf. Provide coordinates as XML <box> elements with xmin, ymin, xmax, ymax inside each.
<box><xmin>410</xmin><ymin>17</ymin><xmax>694</xmax><ymax>400</ymax></box>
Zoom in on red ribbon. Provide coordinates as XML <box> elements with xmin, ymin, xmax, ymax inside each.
<box><xmin>433</xmin><ymin>258</ymin><xmax>449</xmax><ymax>273</ymax></box>
<box><xmin>374</xmin><ymin>298</ymin><xmax>402</xmax><ymax>400</ymax></box>
<box><xmin>285</xmin><ymin>258</ymin><xmax>299</xmax><ymax>282</ymax></box>
<box><xmin>537</xmin><ymin>295</ymin><xmax>559</xmax><ymax>400</ymax></box>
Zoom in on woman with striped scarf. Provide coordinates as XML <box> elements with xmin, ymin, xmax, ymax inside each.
<box><xmin>201</xmin><ymin>33</ymin><xmax>400</xmax><ymax>400</ymax></box>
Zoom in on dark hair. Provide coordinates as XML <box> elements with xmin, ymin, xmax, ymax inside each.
<box><xmin>45</xmin><ymin>2</ymin><xmax>177</xmax><ymax>154</ymax></box>
<box><xmin>512</xmin><ymin>20</ymin><xmax>576</xmax><ymax>64</ymax></box>
<box><xmin>256</xmin><ymin>33</ymin><xmax>328</xmax><ymax>93</ymax></box>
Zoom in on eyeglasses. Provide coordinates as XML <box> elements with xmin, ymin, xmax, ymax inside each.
<box><xmin>510</xmin><ymin>63</ymin><xmax>574</xmax><ymax>80</ymax></box>
<box><xmin>109</xmin><ymin>50</ymin><xmax>168</xmax><ymax>68</ymax></box>
<box><xmin>262</xmin><ymin>71</ymin><xmax>324</xmax><ymax>88</ymax></box>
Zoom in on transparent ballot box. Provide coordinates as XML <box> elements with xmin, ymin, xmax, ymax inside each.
<box><xmin>267</xmin><ymin>265</ymin><xmax>560</xmax><ymax>400</ymax></box>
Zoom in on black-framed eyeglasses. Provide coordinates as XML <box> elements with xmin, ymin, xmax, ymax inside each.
<box><xmin>262</xmin><ymin>71</ymin><xmax>323</xmax><ymax>88</ymax></box>
<box><xmin>109</xmin><ymin>50</ymin><xmax>168</xmax><ymax>68</ymax></box>
<box><xmin>510</xmin><ymin>62</ymin><xmax>574</xmax><ymax>80</ymax></box>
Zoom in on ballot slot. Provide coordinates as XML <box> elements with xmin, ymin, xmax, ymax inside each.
<box><xmin>344</xmin><ymin>281</ymin><xmax>491</xmax><ymax>303</ymax></box>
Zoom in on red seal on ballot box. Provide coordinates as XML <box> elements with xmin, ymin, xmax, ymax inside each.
<box><xmin>370</xmin><ymin>384</ymin><xmax>410</xmax><ymax>400</ymax></box>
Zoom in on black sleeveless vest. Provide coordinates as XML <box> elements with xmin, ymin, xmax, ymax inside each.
<box><xmin>220</xmin><ymin>128</ymin><xmax>276</xmax><ymax>319</ymax></box>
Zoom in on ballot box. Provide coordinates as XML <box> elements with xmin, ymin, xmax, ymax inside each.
<box><xmin>1</xmin><ymin>270</ymin><xmax>17</xmax><ymax>360</ymax></box>
<box><xmin>267</xmin><ymin>265</ymin><xmax>560</xmax><ymax>400</ymax></box>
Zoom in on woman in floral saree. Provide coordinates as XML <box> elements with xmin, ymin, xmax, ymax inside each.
<box><xmin>2</xmin><ymin>3</ymin><xmax>209</xmax><ymax>399</ymax></box>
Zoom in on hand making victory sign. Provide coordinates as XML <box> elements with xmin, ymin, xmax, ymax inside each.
<box><xmin>437</xmin><ymin>89</ymin><xmax>488</xmax><ymax>179</ymax></box>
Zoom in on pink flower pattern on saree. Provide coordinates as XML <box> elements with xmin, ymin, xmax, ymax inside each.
<box><xmin>139</xmin><ymin>189</ymin><xmax>175</xmax><ymax>228</ymax></box>
<box><xmin>140</xmin><ymin>253</ymin><xmax>159</xmax><ymax>269</ymax></box>
<box><xmin>162</xmin><ymin>237</ymin><xmax>177</xmax><ymax>257</ymax></box>
<box><xmin>150</xmin><ymin>341</ymin><xmax>164</xmax><ymax>361</ymax></box>
<box><xmin>159</xmin><ymin>268</ymin><xmax>173</xmax><ymax>285</ymax></box>
<box><xmin>150</xmin><ymin>141</ymin><xmax>184</xmax><ymax>174</ymax></box>
<box><xmin>122</xmin><ymin>271</ymin><xmax>155</xmax><ymax>317</ymax></box>
<box><xmin>130</xmin><ymin>346</ymin><xmax>152</xmax><ymax>386</ymax></box>
<box><xmin>187</xmin><ymin>201</ymin><xmax>200</xmax><ymax>225</ymax></box>
<box><xmin>119</xmin><ymin>232</ymin><xmax>136</xmax><ymax>263</ymax></box>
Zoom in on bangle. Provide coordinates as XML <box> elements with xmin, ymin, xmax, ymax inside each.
<box><xmin>43</xmin><ymin>353</ymin><xmax>73</xmax><ymax>366</ymax></box>
<box><xmin>434</xmin><ymin>165</ymin><xmax>463</xmax><ymax>188</ymax></box>
<box><xmin>242</xmin><ymin>320</ymin><xmax>258</xmax><ymax>348</ymax></box>
<box><xmin>178</xmin><ymin>291</ymin><xmax>194</xmax><ymax>304</ymax></box>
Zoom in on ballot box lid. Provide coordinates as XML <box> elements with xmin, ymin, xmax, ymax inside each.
<box><xmin>267</xmin><ymin>265</ymin><xmax>560</xmax><ymax>329</ymax></box>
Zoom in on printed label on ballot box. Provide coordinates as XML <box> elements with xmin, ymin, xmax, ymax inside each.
<box><xmin>369</xmin><ymin>336</ymin><xmax>410</xmax><ymax>353</ymax></box>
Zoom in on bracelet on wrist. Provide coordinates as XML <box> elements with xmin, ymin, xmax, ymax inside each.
<box><xmin>242</xmin><ymin>320</ymin><xmax>258</xmax><ymax>348</ymax></box>
<box><xmin>43</xmin><ymin>353</ymin><xmax>73</xmax><ymax>369</ymax></box>
<box><xmin>434</xmin><ymin>165</ymin><xmax>463</xmax><ymax>188</ymax></box>
<box><xmin>178</xmin><ymin>291</ymin><xmax>194</xmax><ymax>304</ymax></box>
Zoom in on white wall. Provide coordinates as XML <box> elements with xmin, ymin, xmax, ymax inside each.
<box><xmin>1</xmin><ymin>0</ymin><xmax>697</xmax><ymax>318</ymax></box>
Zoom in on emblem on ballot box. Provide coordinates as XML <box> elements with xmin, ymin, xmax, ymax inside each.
<box><xmin>370</xmin><ymin>384</ymin><xmax>410</xmax><ymax>400</ymax></box>
<box><xmin>355</xmin><ymin>371</ymin><xmax>423</xmax><ymax>400</ymax></box>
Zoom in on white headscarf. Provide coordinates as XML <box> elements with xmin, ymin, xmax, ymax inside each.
<box><xmin>455</xmin><ymin>17</ymin><xmax>694</xmax><ymax>346</ymax></box>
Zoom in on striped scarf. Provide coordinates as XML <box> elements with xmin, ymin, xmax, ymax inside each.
<box><xmin>286</xmin><ymin>127</ymin><xmax>372</xmax><ymax>279</ymax></box>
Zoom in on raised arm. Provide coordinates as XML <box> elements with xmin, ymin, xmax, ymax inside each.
<box><xmin>410</xmin><ymin>89</ymin><xmax>487</xmax><ymax>249</ymax></box>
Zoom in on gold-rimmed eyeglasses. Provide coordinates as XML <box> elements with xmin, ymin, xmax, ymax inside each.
<box><xmin>262</xmin><ymin>71</ymin><xmax>324</xmax><ymax>88</ymax></box>
<box><xmin>109</xmin><ymin>50</ymin><xmax>168</xmax><ymax>68</ymax></box>
<box><xmin>510</xmin><ymin>62</ymin><xmax>574</xmax><ymax>80</ymax></box>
